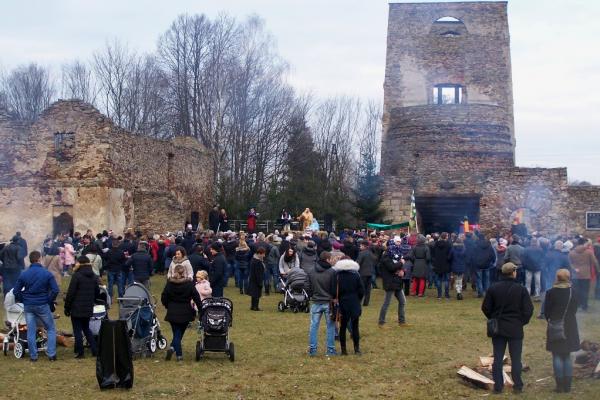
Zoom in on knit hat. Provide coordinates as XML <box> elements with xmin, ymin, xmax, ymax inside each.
<box><xmin>501</xmin><ymin>262</ymin><xmax>518</xmax><ymax>275</ymax></box>
<box><xmin>499</xmin><ymin>238</ymin><xmax>508</xmax><ymax>246</ymax></box>
<box><xmin>563</xmin><ymin>240</ymin><xmax>574</xmax><ymax>252</ymax></box>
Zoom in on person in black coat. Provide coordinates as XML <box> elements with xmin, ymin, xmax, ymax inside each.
<box><xmin>469</xmin><ymin>233</ymin><xmax>496</xmax><ymax>298</ymax></box>
<box><xmin>431</xmin><ymin>232</ymin><xmax>452</xmax><ymax>299</ymax></box>
<box><xmin>208</xmin><ymin>205</ymin><xmax>220</xmax><ymax>232</ymax></box>
<box><xmin>544</xmin><ymin>268</ymin><xmax>579</xmax><ymax>393</ymax></box>
<box><xmin>0</xmin><ymin>236</ymin><xmax>23</xmax><ymax>295</ymax></box>
<box><xmin>64</xmin><ymin>256</ymin><xmax>100</xmax><ymax>358</ymax></box>
<box><xmin>188</xmin><ymin>246</ymin><xmax>210</xmax><ymax>276</ymax></box>
<box><xmin>248</xmin><ymin>248</ymin><xmax>266</xmax><ymax>311</ymax></box>
<box><xmin>332</xmin><ymin>259</ymin><xmax>364</xmax><ymax>355</ymax></box>
<box><xmin>161</xmin><ymin>264</ymin><xmax>202</xmax><ymax>361</ymax></box>
<box><xmin>377</xmin><ymin>249</ymin><xmax>407</xmax><ymax>326</ymax></box>
<box><xmin>104</xmin><ymin>240</ymin><xmax>127</xmax><ymax>300</ymax></box>
<box><xmin>482</xmin><ymin>262</ymin><xmax>534</xmax><ymax>394</ymax></box>
<box><xmin>209</xmin><ymin>243</ymin><xmax>227</xmax><ymax>297</ymax></box>
<box><xmin>125</xmin><ymin>243</ymin><xmax>153</xmax><ymax>288</ymax></box>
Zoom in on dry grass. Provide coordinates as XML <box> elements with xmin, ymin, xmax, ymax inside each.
<box><xmin>1</xmin><ymin>276</ymin><xmax>599</xmax><ymax>399</ymax></box>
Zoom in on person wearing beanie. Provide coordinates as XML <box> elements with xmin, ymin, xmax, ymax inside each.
<box><xmin>64</xmin><ymin>256</ymin><xmax>100</xmax><ymax>358</ymax></box>
<box><xmin>482</xmin><ymin>262</ymin><xmax>533</xmax><ymax>394</ymax></box>
<box><xmin>544</xmin><ymin>269</ymin><xmax>580</xmax><ymax>393</ymax></box>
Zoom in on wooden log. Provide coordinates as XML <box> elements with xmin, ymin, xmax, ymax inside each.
<box><xmin>594</xmin><ymin>361</ymin><xmax>600</xmax><ymax>377</ymax></box>
<box><xmin>457</xmin><ymin>366</ymin><xmax>495</xmax><ymax>390</ymax></box>
<box><xmin>503</xmin><ymin>370</ymin><xmax>514</xmax><ymax>387</ymax></box>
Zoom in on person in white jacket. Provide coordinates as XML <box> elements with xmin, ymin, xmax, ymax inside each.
<box><xmin>167</xmin><ymin>247</ymin><xmax>194</xmax><ymax>281</ymax></box>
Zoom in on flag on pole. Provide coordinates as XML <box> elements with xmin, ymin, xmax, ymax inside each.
<box><xmin>409</xmin><ymin>190</ymin><xmax>418</xmax><ymax>233</ymax></box>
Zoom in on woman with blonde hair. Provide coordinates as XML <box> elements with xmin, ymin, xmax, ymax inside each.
<box><xmin>544</xmin><ymin>269</ymin><xmax>580</xmax><ymax>393</ymax></box>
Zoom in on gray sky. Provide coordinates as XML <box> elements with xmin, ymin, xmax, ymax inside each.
<box><xmin>1</xmin><ymin>0</ymin><xmax>598</xmax><ymax>183</ymax></box>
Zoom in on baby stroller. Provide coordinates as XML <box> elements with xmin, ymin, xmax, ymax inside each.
<box><xmin>2</xmin><ymin>289</ymin><xmax>47</xmax><ymax>359</ymax></box>
<box><xmin>118</xmin><ymin>282</ymin><xmax>167</xmax><ymax>355</ymax></box>
<box><xmin>196</xmin><ymin>297</ymin><xmax>234</xmax><ymax>362</ymax></box>
<box><xmin>89</xmin><ymin>286</ymin><xmax>110</xmax><ymax>340</ymax></box>
<box><xmin>277</xmin><ymin>268</ymin><xmax>310</xmax><ymax>313</ymax></box>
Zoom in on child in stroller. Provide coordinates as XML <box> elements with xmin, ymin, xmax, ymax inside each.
<box><xmin>277</xmin><ymin>267</ymin><xmax>310</xmax><ymax>313</ymax></box>
<box><xmin>196</xmin><ymin>297</ymin><xmax>235</xmax><ymax>362</ymax></box>
<box><xmin>2</xmin><ymin>289</ymin><xmax>47</xmax><ymax>359</ymax></box>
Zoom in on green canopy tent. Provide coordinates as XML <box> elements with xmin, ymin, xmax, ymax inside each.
<box><xmin>366</xmin><ymin>222</ymin><xmax>410</xmax><ymax>230</ymax></box>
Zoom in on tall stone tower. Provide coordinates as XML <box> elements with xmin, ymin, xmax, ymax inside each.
<box><xmin>381</xmin><ymin>1</ymin><xmax>516</xmax><ymax>233</ymax></box>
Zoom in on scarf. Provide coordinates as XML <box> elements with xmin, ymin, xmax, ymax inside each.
<box><xmin>553</xmin><ymin>282</ymin><xmax>571</xmax><ymax>289</ymax></box>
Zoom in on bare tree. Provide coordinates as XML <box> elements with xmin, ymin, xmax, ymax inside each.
<box><xmin>61</xmin><ymin>60</ymin><xmax>97</xmax><ymax>104</ymax></box>
<box><xmin>1</xmin><ymin>63</ymin><xmax>55</xmax><ymax>123</ymax></box>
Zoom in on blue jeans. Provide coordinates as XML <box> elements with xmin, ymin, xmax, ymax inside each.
<box><xmin>378</xmin><ymin>289</ymin><xmax>406</xmax><ymax>324</ymax></box>
<box><xmin>266</xmin><ymin>263</ymin><xmax>279</xmax><ymax>290</ymax></box>
<box><xmin>169</xmin><ymin>322</ymin><xmax>188</xmax><ymax>357</ymax></box>
<box><xmin>552</xmin><ymin>352</ymin><xmax>573</xmax><ymax>378</ymax></box>
<box><xmin>476</xmin><ymin>269</ymin><xmax>490</xmax><ymax>296</ymax></box>
<box><xmin>228</xmin><ymin>259</ymin><xmax>237</xmax><ymax>287</ymax></box>
<box><xmin>121</xmin><ymin>270</ymin><xmax>134</xmax><ymax>289</ymax></box>
<box><xmin>107</xmin><ymin>271</ymin><xmax>124</xmax><ymax>299</ymax></box>
<box><xmin>72</xmin><ymin>316</ymin><xmax>96</xmax><ymax>356</ymax></box>
<box><xmin>2</xmin><ymin>268</ymin><xmax>21</xmax><ymax>295</ymax></box>
<box><xmin>434</xmin><ymin>273</ymin><xmax>450</xmax><ymax>298</ymax></box>
<box><xmin>492</xmin><ymin>336</ymin><xmax>523</xmax><ymax>392</ymax></box>
<box><xmin>238</xmin><ymin>268</ymin><xmax>249</xmax><ymax>294</ymax></box>
<box><xmin>308</xmin><ymin>303</ymin><xmax>336</xmax><ymax>355</ymax></box>
<box><xmin>24</xmin><ymin>304</ymin><xmax>56</xmax><ymax>359</ymax></box>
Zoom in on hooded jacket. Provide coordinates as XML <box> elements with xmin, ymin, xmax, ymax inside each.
<box><xmin>482</xmin><ymin>276</ymin><xmax>534</xmax><ymax>339</ymax></box>
<box><xmin>161</xmin><ymin>275</ymin><xmax>202</xmax><ymax>323</ymax></box>
<box><xmin>332</xmin><ymin>259</ymin><xmax>364</xmax><ymax>319</ymax></box>
<box><xmin>126</xmin><ymin>250</ymin><xmax>153</xmax><ymax>282</ymax></box>
<box><xmin>0</xmin><ymin>242</ymin><xmax>21</xmax><ymax>270</ymax></box>
<box><xmin>356</xmin><ymin>249</ymin><xmax>376</xmax><ymax>277</ymax></box>
<box><xmin>408</xmin><ymin>243</ymin><xmax>431</xmax><ymax>278</ymax></box>
<box><xmin>522</xmin><ymin>245</ymin><xmax>545</xmax><ymax>272</ymax></box>
<box><xmin>469</xmin><ymin>238</ymin><xmax>496</xmax><ymax>270</ymax></box>
<box><xmin>64</xmin><ymin>264</ymin><xmax>100</xmax><ymax>318</ymax></box>
<box><xmin>431</xmin><ymin>239</ymin><xmax>452</xmax><ymax>274</ymax></box>
<box><xmin>449</xmin><ymin>243</ymin><xmax>467</xmax><ymax>274</ymax></box>
<box><xmin>379</xmin><ymin>253</ymin><xmax>404</xmax><ymax>291</ymax></box>
<box><xmin>307</xmin><ymin>259</ymin><xmax>336</xmax><ymax>304</ymax></box>
<box><xmin>569</xmin><ymin>245</ymin><xmax>599</xmax><ymax>280</ymax></box>
<box><xmin>299</xmin><ymin>247</ymin><xmax>318</xmax><ymax>272</ymax></box>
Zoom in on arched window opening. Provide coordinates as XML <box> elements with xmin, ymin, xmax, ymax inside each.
<box><xmin>433</xmin><ymin>84</ymin><xmax>464</xmax><ymax>105</ymax></box>
<box><xmin>431</xmin><ymin>16</ymin><xmax>468</xmax><ymax>36</ymax></box>
<box><xmin>435</xmin><ymin>16</ymin><xmax>461</xmax><ymax>23</ymax></box>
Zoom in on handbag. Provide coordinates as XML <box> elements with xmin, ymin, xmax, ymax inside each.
<box><xmin>547</xmin><ymin>288</ymin><xmax>571</xmax><ymax>342</ymax></box>
<box><xmin>487</xmin><ymin>285</ymin><xmax>514</xmax><ymax>338</ymax></box>
<box><xmin>329</xmin><ymin>278</ymin><xmax>340</xmax><ymax>323</ymax></box>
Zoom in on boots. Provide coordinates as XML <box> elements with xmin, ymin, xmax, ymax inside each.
<box><xmin>554</xmin><ymin>377</ymin><xmax>563</xmax><ymax>393</ymax></box>
<box><xmin>564</xmin><ymin>376</ymin><xmax>572</xmax><ymax>393</ymax></box>
<box><xmin>354</xmin><ymin>343</ymin><xmax>361</xmax><ymax>356</ymax></box>
<box><xmin>457</xmin><ymin>293</ymin><xmax>463</xmax><ymax>300</ymax></box>
<box><xmin>340</xmin><ymin>343</ymin><xmax>348</xmax><ymax>356</ymax></box>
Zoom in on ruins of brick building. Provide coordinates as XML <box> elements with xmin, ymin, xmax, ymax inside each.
<box><xmin>0</xmin><ymin>100</ymin><xmax>213</xmax><ymax>251</ymax></box>
<box><xmin>381</xmin><ymin>1</ymin><xmax>600</xmax><ymax>238</ymax></box>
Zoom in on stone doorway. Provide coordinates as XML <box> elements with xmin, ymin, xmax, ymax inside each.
<box><xmin>53</xmin><ymin>206</ymin><xmax>74</xmax><ymax>237</ymax></box>
<box><xmin>416</xmin><ymin>195</ymin><xmax>480</xmax><ymax>234</ymax></box>
<box><xmin>190</xmin><ymin>211</ymin><xmax>200</xmax><ymax>231</ymax></box>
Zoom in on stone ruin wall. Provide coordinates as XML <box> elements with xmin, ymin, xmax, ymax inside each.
<box><xmin>0</xmin><ymin>100</ymin><xmax>213</xmax><ymax>251</ymax></box>
<box><xmin>568</xmin><ymin>186</ymin><xmax>600</xmax><ymax>241</ymax></box>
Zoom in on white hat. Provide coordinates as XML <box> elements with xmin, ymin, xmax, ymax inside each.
<box><xmin>393</xmin><ymin>235</ymin><xmax>402</xmax><ymax>243</ymax></box>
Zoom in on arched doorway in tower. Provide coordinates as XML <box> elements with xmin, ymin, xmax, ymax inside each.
<box><xmin>53</xmin><ymin>206</ymin><xmax>74</xmax><ymax>237</ymax></box>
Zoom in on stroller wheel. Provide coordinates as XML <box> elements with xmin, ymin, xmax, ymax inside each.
<box><xmin>157</xmin><ymin>336</ymin><xmax>168</xmax><ymax>350</ymax></box>
<box><xmin>228</xmin><ymin>342</ymin><xmax>235</xmax><ymax>362</ymax></box>
<box><xmin>14</xmin><ymin>342</ymin><xmax>24</xmax><ymax>359</ymax></box>
<box><xmin>195</xmin><ymin>341</ymin><xmax>204</xmax><ymax>362</ymax></box>
<box><xmin>277</xmin><ymin>301</ymin><xmax>285</xmax><ymax>312</ymax></box>
<box><xmin>148</xmin><ymin>338</ymin><xmax>157</xmax><ymax>353</ymax></box>
<box><xmin>293</xmin><ymin>307</ymin><xmax>299</xmax><ymax>313</ymax></box>
<box><xmin>304</xmin><ymin>305</ymin><xmax>310</xmax><ymax>313</ymax></box>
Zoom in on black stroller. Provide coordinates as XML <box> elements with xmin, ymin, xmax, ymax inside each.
<box><xmin>196</xmin><ymin>297</ymin><xmax>234</xmax><ymax>362</ymax></box>
<box><xmin>277</xmin><ymin>268</ymin><xmax>310</xmax><ymax>313</ymax></box>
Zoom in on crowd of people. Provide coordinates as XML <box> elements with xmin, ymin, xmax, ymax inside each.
<box><xmin>1</xmin><ymin>224</ymin><xmax>599</xmax><ymax>394</ymax></box>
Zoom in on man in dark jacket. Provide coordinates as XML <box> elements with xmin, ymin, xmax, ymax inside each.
<box><xmin>208</xmin><ymin>205</ymin><xmax>220</xmax><ymax>232</ymax></box>
<box><xmin>431</xmin><ymin>232</ymin><xmax>452</xmax><ymax>299</ymax></box>
<box><xmin>104</xmin><ymin>241</ymin><xmax>127</xmax><ymax>300</ymax></box>
<box><xmin>13</xmin><ymin>251</ymin><xmax>59</xmax><ymax>361</ymax></box>
<box><xmin>356</xmin><ymin>241</ymin><xmax>375</xmax><ymax>306</ymax></box>
<box><xmin>469</xmin><ymin>233</ymin><xmax>496</xmax><ymax>297</ymax></box>
<box><xmin>0</xmin><ymin>236</ymin><xmax>23</xmax><ymax>295</ymax></box>
<box><xmin>209</xmin><ymin>243</ymin><xmax>227</xmax><ymax>297</ymax></box>
<box><xmin>306</xmin><ymin>252</ymin><xmax>336</xmax><ymax>356</ymax></box>
<box><xmin>15</xmin><ymin>232</ymin><xmax>28</xmax><ymax>268</ymax></box>
<box><xmin>482</xmin><ymin>262</ymin><xmax>534</xmax><ymax>394</ymax></box>
<box><xmin>189</xmin><ymin>245</ymin><xmax>210</xmax><ymax>276</ymax></box>
<box><xmin>64</xmin><ymin>256</ymin><xmax>100</xmax><ymax>358</ymax></box>
<box><xmin>378</xmin><ymin>249</ymin><xmax>407</xmax><ymax>326</ymax></box>
<box><xmin>125</xmin><ymin>243</ymin><xmax>153</xmax><ymax>288</ymax></box>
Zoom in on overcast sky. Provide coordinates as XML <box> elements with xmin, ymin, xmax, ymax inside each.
<box><xmin>1</xmin><ymin>0</ymin><xmax>598</xmax><ymax>183</ymax></box>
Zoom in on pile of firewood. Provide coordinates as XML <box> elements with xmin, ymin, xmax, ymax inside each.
<box><xmin>457</xmin><ymin>356</ymin><xmax>530</xmax><ymax>390</ymax></box>
<box><xmin>574</xmin><ymin>341</ymin><xmax>600</xmax><ymax>378</ymax></box>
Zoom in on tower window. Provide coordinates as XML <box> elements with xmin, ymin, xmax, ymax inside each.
<box><xmin>433</xmin><ymin>84</ymin><xmax>463</xmax><ymax>105</ymax></box>
<box><xmin>54</xmin><ymin>131</ymin><xmax>75</xmax><ymax>160</ymax></box>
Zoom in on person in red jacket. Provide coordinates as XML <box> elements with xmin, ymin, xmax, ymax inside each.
<box><xmin>247</xmin><ymin>208</ymin><xmax>258</xmax><ymax>234</ymax></box>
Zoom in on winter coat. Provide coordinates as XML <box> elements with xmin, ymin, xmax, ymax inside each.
<box><xmin>266</xmin><ymin>244</ymin><xmax>281</xmax><ymax>266</ymax></box>
<box><xmin>307</xmin><ymin>259</ymin><xmax>336</xmax><ymax>304</ymax></box>
<box><xmin>189</xmin><ymin>253</ymin><xmax>210</xmax><ymax>275</ymax></box>
<box><xmin>161</xmin><ymin>276</ymin><xmax>202</xmax><ymax>324</ymax></box>
<box><xmin>569</xmin><ymin>245</ymin><xmax>599</xmax><ymax>280</ymax></box>
<box><xmin>235</xmin><ymin>248</ymin><xmax>251</xmax><ymax>270</ymax></box>
<box><xmin>0</xmin><ymin>243</ymin><xmax>21</xmax><ymax>270</ymax></box>
<box><xmin>64</xmin><ymin>264</ymin><xmax>100</xmax><ymax>318</ymax></box>
<box><xmin>247</xmin><ymin>256</ymin><xmax>265</xmax><ymax>298</ymax></box>
<box><xmin>356</xmin><ymin>249</ymin><xmax>375</xmax><ymax>277</ymax></box>
<box><xmin>167</xmin><ymin>257</ymin><xmax>194</xmax><ymax>281</ymax></box>
<box><xmin>223</xmin><ymin>240</ymin><xmax>237</xmax><ymax>261</ymax></box>
<box><xmin>544</xmin><ymin>250</ymin><xmax>571</xmax><ymax>291</ymax></box>
<box><xmin>504</xmin><ymin>243</ymin><xmax>525</xmax><ymax>266</ymax></box>
<box><xmin>85</xmin><ymin>253</ymin><xmax>103</xmax><ymax>276</ymax></box>
<box><xmin>522</xmin><ymin>246</ymin><xmax>545</xmax><ymax>272</ymax></box>
<box><xmin>341</xmin><ymin>242</ymin><xmax>358</xmax><ymax>260</ymax></box>
<box><xmin>431</xmin><ymin>240</ymin><xmax>452</xmax><ymax>274</ymax></box>
<box><xmin>449</xmin><ymin>243</ymin><xmax>467</xmax><ymax>274</ymax></box>
<box><xmin>279</xmin><ymin>254</ymin><xmax>299</xmax><ymax>276</ymax></box>
<box><xmin>208</xmin><ymin>209</ymin><xmax>220</xmax><ymax>232</ymax></box>
<box><xmin>63</xmin><ymin>243</ymin><xmax>76</xmax><ymax>266</ymax></box>
<box><xmin>126</xmin><ymin>251</ymin><xmax>154</xmax><ymax>282</ymax></box>
<box><xmin>195</xmin><ymin>280</ymin><xmax>212</xmax><ymax>301</ymax></box>
<box><xmin>332</xmin><ymin>260</ymin><xmax>364</xmax><ymax>319</ymax></box>
<box><xmin>544</xmin><ymin>286</ymin><xmax>580</xmax><ymax>354</ymax></box>
<box><xmin>379</xmin><ymin>253</ymin><xmax>404</xmax><ymax>291</ymax></box>
<box><xmin>209</xmin><ymin>253</ymin><xmax>227</xmax><ymax>290</ymax></box>
<box><xmin>13</xmin><ymin>263</ymin><xmax>59</xmax><ymax>306</ymax></box>
<box><xmin>469</xmin><ymin>239</ymin><xmax>496</xmax><ymax>270</ymax></box>
<box><xmin>495</xmin><ymin>246</ymin><xmax>507</xmax><ymax>270</ymax></box>
<box><xmin>482</xmin><ymin>277</ymin><xmax>534</xmax><ymax>339</ymax></box>
<box><xmin>299</xmin><ymin>247</ymin><xmax>318</xmax><ymax>272</ymax></box>
<box><xmin>408</xmin><ymin>244</ymin><xmax>431</xmax><ymax>278</ymax></box>
<box><xmin>104</xmin><ymin>248</ymin><xmax>126</xmax><ymax>273</ymax></box>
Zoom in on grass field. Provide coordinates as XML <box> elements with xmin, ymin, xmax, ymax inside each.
<box><xmin>1</xmin><ymin>276</ymin><xmax>599</xmax><ymax>399</ymax></box>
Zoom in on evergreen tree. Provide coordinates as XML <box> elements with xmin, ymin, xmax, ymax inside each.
<box><xmin>353</xmin><ymin>143</ymin><xmax>384</xmax><ymax>225</ymax></box>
